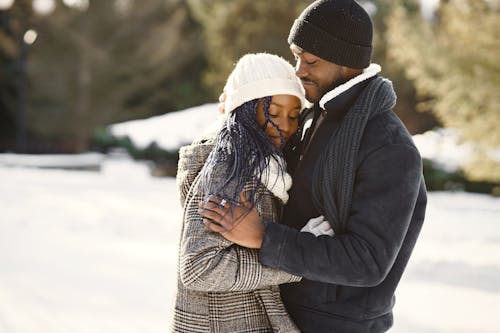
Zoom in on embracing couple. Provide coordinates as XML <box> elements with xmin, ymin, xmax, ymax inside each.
<box><xmin>172</xmin><ymin>0</ymin><xmax>427</xmax><ymax>332</ymax></box>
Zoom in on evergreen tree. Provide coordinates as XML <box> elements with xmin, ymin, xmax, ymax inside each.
<box><xmin>386</xmin><ymin>0</ymin><xmax>500</xmax><ymax>181</ymax></box>
<box><xmin>2</xmin><ymin>0</ymin><xmax>207</xmax><ymax>152</ymax></box>
<box><xmin>189</xmin><ymin>0</ymin><xmax>437</xmax><ymax>135</ymax></box>
<box><xmin>187</xmin><ymin>0</ymin><xmax>310</xmax><ymax>95</ymax></box>
<box><xmin>369</xmin><ymin>0</ymin><xmax>439</xmax><ymax>134</ymax></box>
<box><xmin>0</xmin><ymin>0</ymin><xmax>35</xmax><ymax>152</ymax></box>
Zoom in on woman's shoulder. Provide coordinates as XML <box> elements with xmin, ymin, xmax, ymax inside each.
<box><xmin>177</xmin><ymin>138</ymin><xmax>216</xmax><ymax>205</ymax></box>
<box><xmin>179</xmin><ymin>138</ymin><xmax>215</xmax><ymax>170</ymax></box>
<box><xmin>180</xmin><ymin>137</ymin><xmax>215</xmax><ymax>157</ymax></box>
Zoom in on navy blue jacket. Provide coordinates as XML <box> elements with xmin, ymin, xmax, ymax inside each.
<box><xmin>259</xmin><ymin>78</ymin><xmax>427</xmax><ymax>333</ymax></box>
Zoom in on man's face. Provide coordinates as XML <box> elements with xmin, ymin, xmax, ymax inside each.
<box><xmin>291</xmin><ymin>44</ymin><xmax>347</xmax><ymax>103</ymax></box>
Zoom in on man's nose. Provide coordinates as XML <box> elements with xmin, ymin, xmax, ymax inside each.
<box><xmin>295</xmin><ymin>59</ymin><xmax>307</xmax><ymax>78</ymax></box>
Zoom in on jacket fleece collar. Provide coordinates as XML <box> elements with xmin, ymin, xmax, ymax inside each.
<box><xmin>319</xmin><ymin>63</ymin><xmax>381</xmax><ymax>110</ymax></box>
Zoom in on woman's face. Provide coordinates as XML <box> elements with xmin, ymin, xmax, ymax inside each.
<box><xmin>256</xmin><ymin>94</ymin><xmax>301</xmax><ymax>148</ymax></box>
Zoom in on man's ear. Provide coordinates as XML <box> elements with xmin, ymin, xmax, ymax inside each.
<box><xmin>341</xmin><ymin>66</ymin><xmax>363</xmax><ymax>81</ymax></box>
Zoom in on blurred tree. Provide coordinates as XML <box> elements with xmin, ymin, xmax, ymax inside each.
<box><xmin>187</xmin><ymin>0</ymin><xmax>310</xmax><ymax>96</ymax></box>
<box><xmin>2</xmin><ymin>0</ymin><xmax>207</xmax><ymax>153</ymax></box>
<box><xmin>0</xmin><ymin>9</ymin><xmax>17</xmax><ymax>150</ymax></box>
<box><xmin>0</xmin><ymin>0</ymin><xmax>35</xmax><ymax>152</ymax></box>
<box><xmin>188</xmin><ymin>0</ymin><xmax>437</xmax><ymax>135</ymax></box>
<box><xmin>369</xmin><ymin>0</ymin><xmax>439</xmax><ymax>134</ymax></box>
<box><xmin>386</xmin><ymin>0</ymin><xmax>500</xmax><ymax>181</ymax></box>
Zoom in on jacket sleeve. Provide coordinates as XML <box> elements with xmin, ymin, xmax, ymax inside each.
<box><xmin>259</xmin><ymin>143</ymin><xmax>424</xmax><ymax>287</ymax></box>
<box><xmin>176</xmin><ymin>143</ymin><xmax>212</xmax><ymax>207</ymax></box>
<box><xmin>179</xmin><ymin>180</ymin><xmax>301</xmax><ymax>292</ymax></box>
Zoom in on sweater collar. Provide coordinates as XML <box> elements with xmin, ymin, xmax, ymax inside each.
<box><xmin>319</xmin><ymin>63</ymin><xmax>381</xmax><ymax>110</ymax></box>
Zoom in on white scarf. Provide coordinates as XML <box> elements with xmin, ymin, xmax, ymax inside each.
<box><xmin>260</xmin><ymin>156</ymin><xmax>292</xmax><ymax>204</ymax></box>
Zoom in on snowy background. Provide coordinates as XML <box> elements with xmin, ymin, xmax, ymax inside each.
<box><xmin>1</xmin><ymin>104</ymin><xmax>500</xmax><ymax>333</ymax></box>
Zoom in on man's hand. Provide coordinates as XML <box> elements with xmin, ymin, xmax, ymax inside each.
<box><xmin>198</xmin><ymin>192</ymin><xmax>264</xmax><ymax>249</ymax></box>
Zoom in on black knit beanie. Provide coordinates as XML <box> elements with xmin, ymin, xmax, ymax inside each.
<box><xmin>288</xmin><ymin>0</ymin><xmax>373</xmax><ymax>69</ymax></box>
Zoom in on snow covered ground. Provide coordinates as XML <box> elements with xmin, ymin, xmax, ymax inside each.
<box><xmin>1</xmin><ymin>157</ymin><xmax>499</xmax><ymax>333</ymax></box>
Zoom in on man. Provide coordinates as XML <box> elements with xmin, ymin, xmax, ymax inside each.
<box><xmin>200</xmin><ymin>0</ymin><xmax>427</xmax><ymax>332</ymax></box>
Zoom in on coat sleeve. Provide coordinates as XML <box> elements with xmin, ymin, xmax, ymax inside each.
<box><xmin>176</xmin><ymin>143</ymin><xmax>212</xmax><ymax>207</ymax></box>
<box><xmin>179</xmin><ymin>179</ymin><xmax>301</xmax><ymax>292</ymax></box>
<box><xmin>259</xmin><ymin>143</ymin><xmax>424</xmax><ymax>287</ymax></box>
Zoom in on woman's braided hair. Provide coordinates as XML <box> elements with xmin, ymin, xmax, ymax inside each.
<box><xmin>198</xmin><ymin>96</ymin><xmax>287</xmax><ymax>208</ymax></box>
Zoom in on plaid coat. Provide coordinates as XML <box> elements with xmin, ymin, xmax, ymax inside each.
<box><xmin>172</xmin><ymin>139</ymin><xmax>301</xmax><ymax>333</ymax></box>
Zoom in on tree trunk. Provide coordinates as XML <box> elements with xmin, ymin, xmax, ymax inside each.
<box><xmin>73</xmin><ymin>26</ymin><xmax>91</xmax><ymax>153</ymax></box>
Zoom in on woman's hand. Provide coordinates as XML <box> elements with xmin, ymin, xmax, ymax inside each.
<box><xmin>198</xmin><ymin>192</ymin><xmax>264</xmax><ymax>249</ymax></box>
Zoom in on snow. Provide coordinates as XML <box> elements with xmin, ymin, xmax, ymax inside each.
<box><xmin>1</xmin><ymin>102</ymin><xmax>498</xmax><ymax>333</ymax></box>
<box><xmin>109</xmin><ymin>103</ymin><xmax>221</xmax><ymax>151</ymax></box>
<box><xmin>394</xmin><ymin>192</ymin><xmax>500</xmax><ymax>333</ymax></box>
<box><xmin>413</xmin><ymin>129</ymin><xmax>500</xmax><ymax>173</ymax></box>
<box><xmin>1</xmin><ymin>158</ymin><xmax>499</xmax><ymax>333</ymax></box>
<box><xmin>412</xmin><ymin>129</ymin><xmax>474</xmax><ymax>172</ymax></box>
<box><xmin>0</xmin><ymin>153</ymin><xmax>104</xmax><ymax>170</ymax></box>
<box><xmin>419</xmin><ymin>0</ymin><xmax>440</xmax><ymax>19</ymax></box>
<box><xmin>0</xmin><ymin>157</ymin><xmax>180</xmax><ymax>333</ymax></box>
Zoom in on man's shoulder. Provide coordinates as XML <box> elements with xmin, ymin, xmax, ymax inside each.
<box><xmin>362</xmin><ymin>111</ymin><xmax>417</xmax><ymax>153</ymax></box>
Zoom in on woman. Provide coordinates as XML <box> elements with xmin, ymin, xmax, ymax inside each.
<box><xmin>172</xmin><ymin>53</ymin><xmax>306</xmax><ymax>333</ymax></box>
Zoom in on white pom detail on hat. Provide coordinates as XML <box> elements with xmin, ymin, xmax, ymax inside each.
<box><xmin>223</xmin><ymin>53</ymin><xmax>306</xmax><ymax>114</ymax></box>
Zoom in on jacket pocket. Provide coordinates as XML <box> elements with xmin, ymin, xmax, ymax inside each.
<box><xmin>298</xmin><ymin>279</ymin><xmax>335</xmax><ymax>304</ymax></box>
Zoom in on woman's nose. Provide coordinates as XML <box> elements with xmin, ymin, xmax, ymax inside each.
<box><xmin>278</xmin><ymin>118</ymin><xmax>291</xmax><ymax>135</ymax></box>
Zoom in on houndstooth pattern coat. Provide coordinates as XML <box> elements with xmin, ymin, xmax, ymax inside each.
<box><xmin>172</xmin><ymin>139</ymin><xmax>301</xmax><ymax>333</ymax></box>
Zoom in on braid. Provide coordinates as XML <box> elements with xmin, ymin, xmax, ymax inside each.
<box><xmin>261</xmin><ymin>97</ymin><xmax>286</xmax><ymax>147</ymax></box>
<box><xmin>198</xmin><ymin>97</ymin><xmax>286</xmax><ymax>207</ymax></box>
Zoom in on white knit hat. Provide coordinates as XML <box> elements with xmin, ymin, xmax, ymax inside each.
<box><xmin>223</xmin><ymin>53</ymin><xmax>306</xmax><ymax>113</ymax></box>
